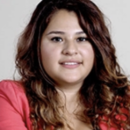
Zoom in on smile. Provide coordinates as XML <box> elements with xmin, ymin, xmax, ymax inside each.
<box><xmin>63</xmin><ymin>62</ymin><xmax>79</xmax><ymax>65</ymax></box>
<box><xmin>60</xmin><ymin>61</ymin><xmax>82</xmax><ymax>69</ymax></box>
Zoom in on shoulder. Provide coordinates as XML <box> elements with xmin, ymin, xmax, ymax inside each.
<box><xmin>0</xmin><ymin>80</ymin><xmax>32</xmax><ymax>129</ymax></box>
<box><xmin>0</xmin><ymin>79</ymin><xmax>27</xmax><ymax>100</ymax></box>
<box><xmin>0</xmin><ymin>80</ymin><xmax>26</xmax><ymax>99</ymax></box>
<box><xmin>0</xmin><ymin>79</ymin><xmax>24</xmax><ymax>92</ymax></box>
<box><xmin>0</xmin><ymin>80</ymin><xmax>29</xmax><ymax>114</ymax></box>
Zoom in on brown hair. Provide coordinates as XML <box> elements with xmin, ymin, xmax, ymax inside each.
<box><xmin>15</xmin><ymin>0</ymin><xmax>130</xmax><ymax>129</ymax></box>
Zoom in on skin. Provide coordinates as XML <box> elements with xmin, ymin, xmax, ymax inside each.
<box><xmin>41</xmin><ymin>9</ymin><xmax>94</xmax><ymax>91</ymax></box>
<box><xmin>41</xmin><ymin>9</ymin><xmax>94</xmax><ymax>130</ymax></box>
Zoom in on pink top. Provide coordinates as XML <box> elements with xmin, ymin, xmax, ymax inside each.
<box><xmin>0</xmin><ymin>80</ymin><xmax>31</xmax><ymax>130</ymax></box>
<box><xmin>0</xmin><ymin>80</ymin><xmax>126</xmax><ymax>130</ymax></box>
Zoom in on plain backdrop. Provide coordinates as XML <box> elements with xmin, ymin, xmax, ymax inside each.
<box><xmin>0</xmin><ymin>0</ymin><xmax>130</xmax><ymax>80</ymax></box>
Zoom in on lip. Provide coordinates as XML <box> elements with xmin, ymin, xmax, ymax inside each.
<box><xmin>59</xmin><ymin>60</ymin><xmax>82</xmax><ymax>69</ymax></box>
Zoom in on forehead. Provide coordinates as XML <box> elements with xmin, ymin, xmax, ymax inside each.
<box><xmin>44</xmin><ymin>9</ymin><xmax>83</xmax><ymax>33</ymax></box>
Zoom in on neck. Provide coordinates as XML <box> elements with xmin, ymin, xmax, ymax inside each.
<box><xmin>55</xmin><ymin>81</ymin><xmax>83</xmax><ymax>94</ymax></box>
<box><xmin>55</xmin><ymin>85</ymin><xmax>80</xmax><ymax>114</ymax></box>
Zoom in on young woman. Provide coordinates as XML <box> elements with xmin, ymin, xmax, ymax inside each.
<box><xmin>0</xmin><ymin>0</ymin><xmax>130</xmax><ymax>130</ymax></box>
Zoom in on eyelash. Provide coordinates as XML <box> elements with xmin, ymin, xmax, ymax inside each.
<box><xmin>76</xmin><ymin>37</ymin><xmax>88</xmax><ymax>42</ymax></box>
<box><xmin>50</xmin><ymin>37</ymin><xmax>89</xmax><ymax>43</ymax></box>
<box><xmin>51</xmin><ymin>37</ymin><xmax>63</xmax><ymax>42</ymax></box>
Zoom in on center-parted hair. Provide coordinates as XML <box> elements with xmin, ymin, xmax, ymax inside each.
<box><xmin>15</xmin><ymin>0</ymin><xmax>130</xmax><ymax>129</ymax></box>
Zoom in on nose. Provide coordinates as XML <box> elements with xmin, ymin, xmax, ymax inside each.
<box><xmin>62</xmin><ymin>40</ymin><xmax>78</xmax><ymax>55</ymax></box>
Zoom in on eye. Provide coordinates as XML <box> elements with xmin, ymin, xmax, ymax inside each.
<box><xmin>76</xmin><ymin>37</ymin><xmax>88</xmax><ymax>42</ymax></box>
<box><xmin>51</xmin><ymin>37</ymin><xmax>63</xmax><ymax>42</ymax></box>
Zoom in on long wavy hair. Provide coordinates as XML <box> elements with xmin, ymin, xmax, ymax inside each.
<box><xmin>15</xmin><ymin>0</ymin><xmax>130</xmax><ymax>129</ymax></box>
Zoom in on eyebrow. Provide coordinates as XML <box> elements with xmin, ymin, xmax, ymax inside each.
<box><xmin>46</xmin><ymin>31</ymin><xmax>65</xmax><ymax>35</ymax></box>
<box><xmin>46</xmin><ymin>31</ymin><xmax>86</xmax><ymax>35</ymax></box>
<box><xmin>75</xmin><ymin>31</ymin><xmax>86</xmax><ymax>35</ymax></box>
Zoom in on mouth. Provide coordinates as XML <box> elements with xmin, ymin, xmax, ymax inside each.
<box><xmin>60</xmin><ymin>61</ymin><xmax>82</xmax><ymax>69</ymax></box>
<box><xmin>61</xmin><ymin>62</ymin><xmax>81</xmax><ymax>65</ymax></box>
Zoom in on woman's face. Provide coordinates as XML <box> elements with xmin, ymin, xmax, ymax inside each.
<box><xmin>41</xmin><ymin>9</ymin><xmax>94</xmax><ymax>88</ymax></box>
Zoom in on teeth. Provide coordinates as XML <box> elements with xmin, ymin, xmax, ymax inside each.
<box><xmin>64</xmin><ymin>62</ymin><xmax>78</xmax><ymax>65</ymax></box>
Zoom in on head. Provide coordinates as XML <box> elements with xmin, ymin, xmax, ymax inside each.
<box><xmin>16</xmin><ymin>0</ymin><xmax>116</xmax><ymax>86</ymax></box>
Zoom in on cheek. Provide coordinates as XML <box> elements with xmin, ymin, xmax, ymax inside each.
<box><xmin>41</xmin><ymin>48</ymin><xmax>53</xmax><ymax>66</ymax></box>
<box><xmin>41</xmin><ymin>45</ymin><xmax>60</xmax><ymax>66</ymax></box>
<box><xmin>80</xmin><ymin>45</ymin><xmax>95</xmax><ymax>61</ymax></box>
<box><xmin>41</xmin><ymin>48</ymin><xmax>54</xmax><ymax>76</ymax></box>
